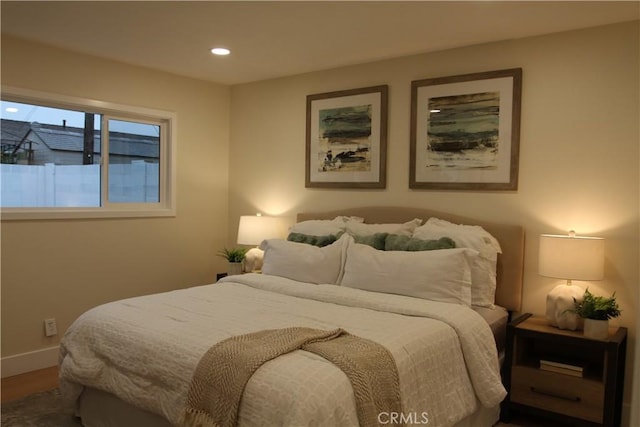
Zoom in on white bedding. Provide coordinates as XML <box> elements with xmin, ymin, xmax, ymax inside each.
<box><xmin>59</xmin><ymin>273</ymin><xmax>506</xmax><ymax>427</ymax></box>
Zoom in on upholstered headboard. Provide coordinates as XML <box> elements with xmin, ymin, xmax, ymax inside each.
<box><xmin>297</xmin><ymin>206</ymin><xmax>525</xmax><ymax>312</ymax></box>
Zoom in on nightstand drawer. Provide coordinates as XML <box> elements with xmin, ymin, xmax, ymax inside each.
<box><xmin>511</xmin><ymin>366</ymin><xmax>604</xmax><ymax>423</ymax></box>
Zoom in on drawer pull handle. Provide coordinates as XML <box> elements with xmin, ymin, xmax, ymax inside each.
<box><xmin>530</xmin><ymin>387</ymin><xmax>581</xmax><ymax>402</ymax></box>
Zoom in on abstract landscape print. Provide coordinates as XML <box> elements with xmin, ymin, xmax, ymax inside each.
<box><xmin>317</xmin><ymin>104</ymin><xmax>372</xmax><ymax>173</ymax></box>
<box><xmin>410</xmin><ymin>68</ymin><xmax>521</xmax><ymax>190</ymax></box>
<box><xmin>306</xmin><ymin>85</ymin><xmax>387</xmax><ymax>188</ymax></box>
<box><xmin>426</xmin><ymin>91</ymin><xmax>499</xmax><ymax>171</ymax></box>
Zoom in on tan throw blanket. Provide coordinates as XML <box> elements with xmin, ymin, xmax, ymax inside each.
<box><xmin>184</xmin><ymin>327</ymin><xmax>403</xmax><ymax>427</ymax></box>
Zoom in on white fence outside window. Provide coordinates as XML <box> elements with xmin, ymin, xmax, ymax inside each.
<box><xmin>1</xmin><ymin>161</ymin><xmax>159</xmax><ymax>207</ymax></box>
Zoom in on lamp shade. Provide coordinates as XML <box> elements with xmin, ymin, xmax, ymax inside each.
<box><xmin>237</xmin><ymin>214</ymin><xmax>282</xmax><ymax>246</ymax></box>
<box><xmin>539</xmin><ymin>233</ymin><xmax>604</xmax><ymax>281</ymax></box>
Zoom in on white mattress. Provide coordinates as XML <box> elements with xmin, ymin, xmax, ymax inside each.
<box><xmin>473</xmin><ymin>305</ymin><xmax>508</xmax><ymax>353</ymax></box>
<box><xmin>60</xmin><ymin>273</ymin><xmax>506</xmax><ymax>427</ymax></box>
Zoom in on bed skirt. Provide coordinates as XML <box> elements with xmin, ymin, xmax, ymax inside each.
<box><xmin>76</xmin><ymin>387</ymin><xmax>500</xmax><ymax>427</ymax></box>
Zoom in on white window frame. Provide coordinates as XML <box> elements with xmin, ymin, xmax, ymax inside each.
<box><xmin>1</xmin><ymin>86</ymin><xmax>176</xmax><ymax>220</ymax></box>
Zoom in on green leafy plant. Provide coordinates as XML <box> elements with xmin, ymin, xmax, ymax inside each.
<box><xmin>570</xmin><ymin>288</ymin><xmax>621</xmax><ymax>320</ymax></box>
<box><xmin>217</xmin><ymin>247</ymin><xmax>247</xmax><ymax>263</ymax></box>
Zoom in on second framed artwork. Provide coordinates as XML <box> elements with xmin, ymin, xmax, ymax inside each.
<box><xmin>306</xmin><ymin>85</ymin><xmax>388</xmax><ymax>188</ymax></box>
<box><xmin>410</xmin><ymin>68</ymin><xmax>522</xmax><ymax>190</ymax></box>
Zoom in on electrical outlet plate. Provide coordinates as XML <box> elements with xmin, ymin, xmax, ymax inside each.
<box><xmin>44</xmin><ymin>318</ymin><xmax>57</xmax><ymax>337</ymax></box>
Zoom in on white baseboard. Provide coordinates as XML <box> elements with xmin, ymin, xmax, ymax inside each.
<box><xmin>1</xmin><ymin>346</ymin><xmax>59</xmax><ymax>378</ymax></box>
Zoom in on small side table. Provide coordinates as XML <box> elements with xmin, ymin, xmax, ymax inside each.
<box><xmin>502</xmin><ymin>314</ymin><xmax>627</xmax><ymax>427</ymax></box>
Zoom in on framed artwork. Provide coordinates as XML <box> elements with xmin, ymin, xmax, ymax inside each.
<box><xmin>410</xmin><ymin>68</ymin><xmax>522</xmax><ymax>190</ymax></box>
<box><xmin>306</xmin><ymin>85</ymin><xmax>388</xmax><ymax>188</ymax></box>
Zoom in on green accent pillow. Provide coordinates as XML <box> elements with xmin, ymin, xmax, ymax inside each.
<box><xmin>352</xmin><ymin>233</ymin><xmax>389</xmax><ymax>250</ymax></box>
<box><xmin>287</xmin><ymin>232</ymin><xmax>338</xmax><ymax>247</ymax></box>
<box><xmin>385</xmin><ymin>234</ymin><xmax>456</xmax><ymax>251</ymax></box>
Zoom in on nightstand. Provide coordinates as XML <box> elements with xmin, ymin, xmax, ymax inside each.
<box><xmin>502</xmin><ymin>314</ymin><xmax>627</xmax><ymax>427</ymax></box>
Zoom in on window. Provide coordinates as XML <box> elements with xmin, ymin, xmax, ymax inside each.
<box><xmin>1</xmin><ymin>87</ymin><xmax>175</xmax><ymax>219</ymax></box>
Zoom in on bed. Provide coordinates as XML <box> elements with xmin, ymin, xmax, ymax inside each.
<box><xmin>59</xmin><ymin>206</ymin><xmax>525</xmax><ymax>427</ymax></box>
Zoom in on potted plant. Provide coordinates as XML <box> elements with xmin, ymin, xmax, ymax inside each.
<box><xmin>217</xmin><ymin>247</ymin><xmax>248</xmax><ymax>276</ymax></box>
<box><xmin>570</xmin><ymin>288</ymin><xmax>621</xmax><ymax>339</ymax></box>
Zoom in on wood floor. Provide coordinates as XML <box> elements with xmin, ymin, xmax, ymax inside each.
<box><xmin>1</xmin><ymin>366</ymin><xmax>59</xmax><ymax>403</ymax></box>
<box><xmin>495</xmin><ymin>414</ymin><xmax>566</xmax><ymax>427</ymax></box>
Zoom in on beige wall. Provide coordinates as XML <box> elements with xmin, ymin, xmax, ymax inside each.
<box><xmin>229</xmin><ymin>22</ymin><xmax>639</xmax><ymax>414</ymax></box>
<box><xmin>1</xmin><ymin>36</ymin><xmax>231</xmax><ymax>356</ymax></box>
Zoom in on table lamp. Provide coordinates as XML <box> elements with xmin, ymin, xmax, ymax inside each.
<box><xmin>237</xmin><ymin>213</ymin><xmax>282</xmax><ymax>272</ymax></box>
<box><xmin>539</xmin><ymin>231</ymin><xmax>604</xmax><ymax>330</ymax></box>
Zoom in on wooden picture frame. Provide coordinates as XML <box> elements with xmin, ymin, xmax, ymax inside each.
<box><xmin>306</xmin><ymin>85</ymin><xmax>388</xmax><ymax>188</ymax></box>
<box><xmin>410</xmin><ymin>68</ymin><xmax>522</xmax><ymax>190</ymax></box>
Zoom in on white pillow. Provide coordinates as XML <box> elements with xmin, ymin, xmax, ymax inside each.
<box><xmin>261</xmin><ymin>233</ymin><xmax>350</xmax><ymax>284</ymax></box>
<box><xmin>345</xmin><ymin>218</ymin><xmax>422</xmax><ymax>237</ymax></box>
<box><xmin>413</xmin><ymin>218</ymin><xmax>501</xmax><ymax>308</ymax></box>
<box><xmin>340</xmin><ymin>242</ymin><xmax>475</xmax><ymax>306</ymax></box>
<box><xmin>424</xmin><ymin>217</ymin><xmax>502</xmax><ymax>254</ymax></box>
<box><xmin>289</xmin><ymin>216</ymin><xmax>362</xmax><ymax>236</ymax></box>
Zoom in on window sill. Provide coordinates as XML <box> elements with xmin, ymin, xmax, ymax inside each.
<box><xmin>1</xmin><ymin>207</ymin><xmax>176</xmax><ymax>221</ymax></box>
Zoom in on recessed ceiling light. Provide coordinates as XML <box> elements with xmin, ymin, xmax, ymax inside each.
<box><xmin>211</xmin><ymin>48</ymin><xmax>230</xmax><ymax>56</ymax></box>
<box><xmin>5</xmin><ymin>107</ymin><xmax>19</xmax><ymax>113</ymax></box>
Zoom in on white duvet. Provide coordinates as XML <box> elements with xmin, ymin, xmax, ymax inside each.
<box><xmin>59</xmin><ymin>273</ymin><xmax>506</xmax><ymax>427</ymax></box>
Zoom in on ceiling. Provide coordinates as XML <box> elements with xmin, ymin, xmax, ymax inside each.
<box><xmin>1</xmin><ymin>1</ymin><xmax>638</xmax><ymax>85</ymax></box>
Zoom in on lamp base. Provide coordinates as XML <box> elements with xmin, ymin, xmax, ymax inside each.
<box><xmin>546</xmin><ymin>283</ymin><xmax>584</xmax><ymax>330</ymax></box>
<box><xmin>244</xmin><ymin>247</ymin><xmax>264</xmax><ymax>273</ymax></box>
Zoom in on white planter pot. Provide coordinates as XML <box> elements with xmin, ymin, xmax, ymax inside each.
<box><xmin>227</xmin><ymin>262</ymin><xmax>243</xmax><ymax>276</ymax></box>
<box><xmin>583</xmin><ymin>318</ymin><xmax>609</xmax><ymax>340</ymax></box>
